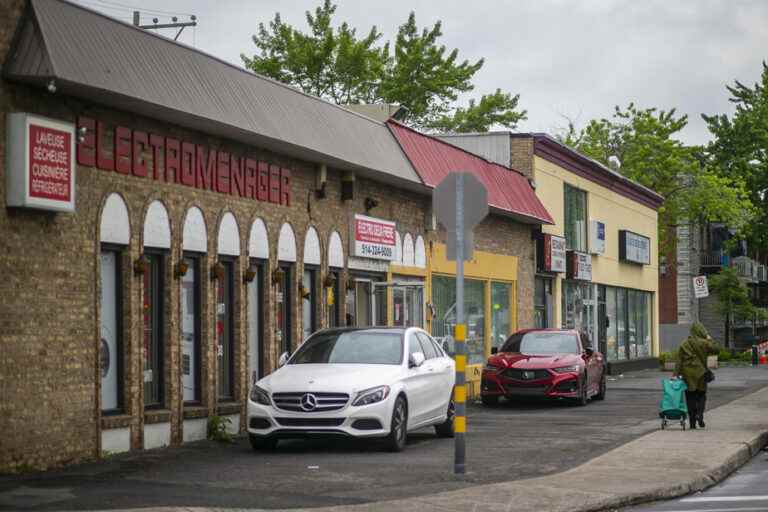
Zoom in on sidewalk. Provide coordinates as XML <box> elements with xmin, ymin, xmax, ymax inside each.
<box><xmin>79</xmin><ymin>383</ymin><xmax>768</xmax><ymax>512</ymax></box>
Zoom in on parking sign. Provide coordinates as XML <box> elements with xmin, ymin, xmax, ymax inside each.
<box><xmin>693</xmin><ymin>275</ymin><xmax>709</xmax><ymax>299</ymax></box>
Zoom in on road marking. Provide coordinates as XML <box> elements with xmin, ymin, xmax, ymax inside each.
<box><xmin>654</xmin><ymin>508</ymin><xmax>768</xmax><ymax>512</ymax></box>
<box><xmin>682</xmin><ymin>496</ymin><xmax>768</xmax><ymax>503</ymax></box>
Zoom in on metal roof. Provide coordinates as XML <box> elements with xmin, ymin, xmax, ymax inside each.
<box><xmin>388</xmin><ymin>121</ymin><xmax>554</xmax><ymax>225</ymax></box>
<box><xmin>3</xmin><ymin>0</ymin><xmax>422</xmax><ymax>188</ymax></box>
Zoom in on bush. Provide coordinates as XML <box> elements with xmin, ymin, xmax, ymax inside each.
<box><xmin>658</xmin><ymin>349</ymin><xmax>679</xmax><ymax>368</ymax></box>
<box><xmin>207</xmin><ymin>415</ymin><xmax>233</xmax><ymax>443</ymax></box>
<box><xmin>718</xmin><ymin>349</ymin><xmax>732</xmax><ymax>362</ymax></box>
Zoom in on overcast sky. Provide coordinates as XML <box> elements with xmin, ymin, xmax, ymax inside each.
<box><xmin>74</xmin><ymin>0</ymin><xmax>768</xmax><ymax>145</ymax></box>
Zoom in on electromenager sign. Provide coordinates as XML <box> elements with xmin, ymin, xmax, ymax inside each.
<box><xmin>6</xmin><ymin>113</ymin><xmax>76</xmax><ymax>212</ymax></box>
<box><xmin>619</xmin><ymin>230</ymin><xmax>651</xmax><ymax>265</ymax></box>
<box><xmin>352</xmin><ymin>214</ymin><xmax>396</xmax><ymax>261</ymax></box>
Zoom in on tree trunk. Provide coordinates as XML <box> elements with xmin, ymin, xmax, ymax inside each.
<box><xmin>725</xmin><ymin>311</ymin><xmax>731</xmax><ymax>348</ymax></box>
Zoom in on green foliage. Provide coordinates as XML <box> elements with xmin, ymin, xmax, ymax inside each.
<box><xmin>429</xmin><ymin>89</ymin><xmax>527</xmax><ymax>132</ymax></box>
<box><xmin>558</xmin><ymin>103</ymin><xmax>756</xmax><ymax>253</ymax></box>
<box><xmin>703</xmin><ymin>61</ymin><xmax>768</xmax><ymax>252</ymax></box>
<box><xmin>241</xmin><ymin>1</ymin><xmax>525</xmax><ymax>131</ymax></box>
<box><xmin>717</xmin><ymin>349</ymin><xmax>732</xmax><ymax>362</ymax></box>
<box><xmin>207</xmin><ymin>415</ymin><xmax>233</xmax><ymax>443</ymax></box>
<box><xmin>709</xmin><ymin>267</ymin><xmax>755</xmax><ymax>320</ymax></box>
<box><xmin>658</xmin><ymin>349</ymin><xmax>679</xmax><ymax>367</ymax></box>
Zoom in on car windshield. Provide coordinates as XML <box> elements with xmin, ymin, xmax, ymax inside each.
<box><xmin>289</xmin><ymin>331</ymin><xmax>403</xmax><ymax>365</ymax></box>
<box><xmin>500</xmin><ymin>332</ymin><xmax>580</xmax><ymax>355</ymax></box>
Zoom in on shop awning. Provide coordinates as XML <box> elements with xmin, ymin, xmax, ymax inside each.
<box><xmin>388</xmin><ymin>121</ymin><xmax>554</xmax><ymax>225</ymax></box>
<box><xmin>3</xmin><ymin>0</ymin><xmax>423</xmax><ymax>190</ymax></box>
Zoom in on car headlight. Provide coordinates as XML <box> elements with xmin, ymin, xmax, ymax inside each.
<box><xmin>352</xmin><ymin>385</ymin><xmax>390</xmax><ymax>406</ymax></box>
<box><xmin>553</xmin><ymin>365</ymin><xmax>580</xmax><ymax>373</ymax></box>
<box><xmin>483</xmin><ymin>363</ymin><xmax>500</xmax><ymax>372</ymax></box>
<box><xmin>249</xmin><ymin>385</ymin><xmax>271</xmax><ymax>406</ymax></box>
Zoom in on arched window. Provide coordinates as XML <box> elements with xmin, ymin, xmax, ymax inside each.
<box><xmin>181</xmin><ymin>207</ymin><xmax>207</xmax><ymax>404</ymax></box>
<box><xmin>215</xmin><ymin>212</ymin><xmax>239</xmax><ymax>401</ymax></box>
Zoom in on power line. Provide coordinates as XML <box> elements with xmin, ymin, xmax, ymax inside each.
<box><xmin>94</xmin><ymin>0</ymin><xmax>194</xmax><ymax>17</ymax></box>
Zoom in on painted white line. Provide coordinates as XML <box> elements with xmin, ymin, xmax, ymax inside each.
<box><xmin>681</xmin><ymin>495</ymin><xmax>768</xmax><ymax>503</ymax></box>
<box><xmin>654</xmin><ymin>508</ymin><xmax>768</xmax><ymax>512</ymax></box>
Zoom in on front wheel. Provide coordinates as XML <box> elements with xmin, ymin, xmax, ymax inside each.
<box><xmin>575</xmin><ymin>376</ymin><xmax>588</xmax><ymax>406</ymax></box>
<box><xmin>385</xmin><ymin>396</ymin><xmax>408</xmax><ymax>452</ymax></box>
<box><xmin>594</xmin><ymin>371</ymin><xmax>607</xmax><ymax>401</ymax></box>
<box><xmin>434</xmin><ymin>394</ymin><xmax>455</xmax><ymax>438</ymax></box>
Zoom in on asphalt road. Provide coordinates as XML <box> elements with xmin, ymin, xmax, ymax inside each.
<box><xmin>2</xmin><ymin>367</ymin><xmax>767</xmax><ymax>511</ymax></box>
<box><xmin>624</xmin><ymin>449</ymin><xmax>768</xmax><ymax>512</ymax></box>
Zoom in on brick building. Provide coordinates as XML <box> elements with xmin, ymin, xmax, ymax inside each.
<box><xmin>0</xmin><ymin>0</ymin><xmax>551</xmax><ymax>471</ymax></box>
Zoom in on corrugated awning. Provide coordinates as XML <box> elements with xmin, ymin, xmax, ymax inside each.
<box><xmin>3</xmin><ymin>0</ymin><xmax>423</xmax><ymax>189</ymax></box>
<box><xmin>388</xmin><ymin>121</ymin><xmax>554</xmax><ymax>225</ymax></box>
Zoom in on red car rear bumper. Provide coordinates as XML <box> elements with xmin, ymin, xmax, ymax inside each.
<box><xmin>481</xmin><ymin>367</ymin><xmax>580</xmax><ymax>399</ymax></box>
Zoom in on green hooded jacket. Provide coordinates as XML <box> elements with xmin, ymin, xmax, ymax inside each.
<box><xmin>674</xmin><ymin>323</ymin><xmax>720</xmax><ymax>392</ymax></box>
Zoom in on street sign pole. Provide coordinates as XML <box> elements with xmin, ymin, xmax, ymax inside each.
<box><xmin>432</xmin><ymin>171</ymin><xmax>488</xmax><ymax>477</ymax></box>
<box><xmin>454</xmin><ymin>174</ymin><xmax>466</xmax><ymax>475</ymax></box>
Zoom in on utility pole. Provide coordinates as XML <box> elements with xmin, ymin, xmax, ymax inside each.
<box><xmin>133</xmin><ymin>11</ymin><xmax>197</xmax><ymax>41</ymax></box>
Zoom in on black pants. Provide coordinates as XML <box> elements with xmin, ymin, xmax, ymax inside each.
<box><xmin>685</xmin><ymin>390</ymin><xmax>707</xmax><ymax>424</ymax></box>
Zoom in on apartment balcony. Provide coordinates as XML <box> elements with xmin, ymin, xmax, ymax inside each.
<box><xmin>699</xmin><ymin>250</ymin><xmax>727</xmax><ymax>268</ymax></box>
<box><xmin>733</xmin><ymin>256</ymin><xmax>759</xmax><ymax>284</ymax></box>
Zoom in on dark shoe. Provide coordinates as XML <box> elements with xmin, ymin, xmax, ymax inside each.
<box><xmin>689</xmin><ymin>423</ymin><xmax>697</xmax><ymax>430</ymax></box>
<box><xmin>698</xmin><ymin>419</ymin><xmax>706</xmax><ymax>428</ymax></box>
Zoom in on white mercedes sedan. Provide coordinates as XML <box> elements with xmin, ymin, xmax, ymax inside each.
<box><xmin>247</xmin><ymin>327</ymin><xmax>455</xmax><ymax>452</ymax></box>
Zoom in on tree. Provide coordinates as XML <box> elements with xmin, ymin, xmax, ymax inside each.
<box><xmin>709</xmin><ymin>267</ymin><xmax>756</xmax><ymax>348</ymax></box>
<box><xmin>703</xmin><ymin>62</ymin><xmax>768</xmax><ymax>253</ymax></box>
<box><xmin>241</xmin><ymin>1</ymin><xmax>526</xmax><ymax>131</ymax></box>
<box><xmin>557</xmin><ymin>104</ymin><xmax>756</xmax><ymax>253</ymax></box>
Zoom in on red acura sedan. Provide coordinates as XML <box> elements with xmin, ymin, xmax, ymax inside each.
<box><xmin>480</xmin><ymin>329</ymin><xmax>606</xmax><ymax>406</ymax></box>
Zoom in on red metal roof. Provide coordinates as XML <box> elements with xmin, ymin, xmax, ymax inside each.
<box><xmin>387</xmin><ymin>121</ymin><xmax>554</xmax><ymax>225</ymax></box>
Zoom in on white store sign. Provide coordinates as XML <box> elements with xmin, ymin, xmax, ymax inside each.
<box><xmin>6</xmin><ymin>113</ymin><xmax>76</xmax><ymax>212</ymax></box>
<box><xmin>351</xmin><ymin>214</ymin><xmax>396</xmax><ymax>261</ymax></box>
<box><xmin>619</xmin><ymin>230</ymin><xmax>651</xmax><ymax>265</ymax></box>
<box><xmin>693</xmin><ymin>275</ymin><xmax>709</xmax><ymax>299</ymax></box>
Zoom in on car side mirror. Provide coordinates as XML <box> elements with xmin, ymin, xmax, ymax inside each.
<box><xmin>409</xmin><ymin>352</ymin><xmax>426</xmax><ymax>368</ymax></box>
<box><xmin>490</xmin><ymin>346</ymin><xmax>498</xmax><ymax>355</ymax></box>
<box><xmin>278</xmin><ymin>351</ymin><xmax>289</xmax><ymax>367</ymax></box>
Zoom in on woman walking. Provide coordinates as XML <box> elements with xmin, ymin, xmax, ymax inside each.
<box><xmin>675</xmin><ymin>322</ymin><xmax>720</xmax><ymax>429</ymax></box>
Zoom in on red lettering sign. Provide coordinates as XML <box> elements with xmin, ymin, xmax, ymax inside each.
<box><xmin>355</xmin><ymin>216</ymin><xmax>395</xmax><ymax>245</ymax></box>
<box><xmin>74</xmin><ymin>118</ymin><xmax>291</xmax><ymax>206</ymax></box>
<box><xmin>29</xmin><ymin>124</ymin><xmax>72</xmax><ymax>201</ymax></box>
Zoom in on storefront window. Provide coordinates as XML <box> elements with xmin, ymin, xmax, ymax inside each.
<box><xmin>491</xmin><ymin>282</ymin><xmax>511</xmax><ymax>351</ymax></box>
<box><xmin>564</xmin><ymin>184</ymin><xmax>587</xmax><ymax>251</ymax></box>
<box><xmin>181</xmin><ymin>255</ymin><xmax>201</xmax><ymax>403</ymax></box>
<box><xmin>431</xmin><ymin>276</ymin><xmax>486</xmax><ymax>364</ymax></box>
<box><xmin>606</xmin><ymin>287</ymin><xmax>619</xmax><ymax>361</ymax></box>
<box><xmin>393</xmin><ymin>282</ymin><xmax>425</xmax><ymax>328</ymax></box>
<box><xmin>326</xmin><ymin>271</ymin><xmax>340</xmax><ymax>328</ymax></box>
<box><xmin>534</xmin><ymin>277</ymin><xmax>550</xmax><ymax>328</ymax></box>
<box><xmin>278</xmin><ymin>264</ymin><xmax>292</xmax><ymax>354</ymax></box>
<box><xmin>217</xmin><ymin>259</ymin><xmax>234</xmax><ymax>400</ymax></box>
<box><xmin>562</xmin><ymin>281</ymin><xmax>595</xmax><ymax>342</ymax></box>
<box><xmin>301</xmin><ymin>267</ymin><xmax>317</xmax><ymax>340</ymax></box>
<box><xmin>100</xmin><ymin>249</ymin><xmax>123</xmax><ymax>412</ymax></box>
<box><xmin>247</xmin><ymin>260</ymin><xmax>265</xmax><ymax>381</ymax></box>
<box><xmin>616</xmin><ymin>288</ymin><xmax>628</xmax><ymax>360</ymax></box>
<box><xmin>143</xmin><ymin>252</ymin><xmax>164</xmax><ymax>408</ymax></box>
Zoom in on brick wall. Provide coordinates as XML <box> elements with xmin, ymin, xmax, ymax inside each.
<box><xmin>509</xmin><ymin>137</ymin><xmax>534</xmax><ymax>179</ymax></box>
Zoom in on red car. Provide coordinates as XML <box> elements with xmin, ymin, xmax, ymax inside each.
<box><xmin>481</xmin><ymin>329</ymin><xmax>606</xmax><ymax>406</ymax></box>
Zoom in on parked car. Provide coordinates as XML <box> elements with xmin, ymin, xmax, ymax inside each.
<box><xmin>480</xmin><ymin>329</ymin><xmax>606</xmax><ymax>406</ymax></box>
<box><xmin>247</xmin><ymin>327</ymin><xmax>456</xmax><ymax>452</ymax></box>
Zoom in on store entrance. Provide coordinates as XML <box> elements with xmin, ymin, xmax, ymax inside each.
<box><xmin>346</xmin><ymin>273</ymin><xmax>387</xmax><ymax>327</ymax></box>
<box><xmin>391</xmin><ymin>281</ymin><xmax>425</xmax><ymax>328</ymax></box>
<box><xmin>563</xmin><ymin>281</ymin><xmax>596</xmax><ymax>346</ymax></box>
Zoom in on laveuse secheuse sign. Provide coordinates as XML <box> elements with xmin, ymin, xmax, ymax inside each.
<box><xmin>6</xmin><ymin>113</ymin><xmax>76</xmax><ymax>212</ymax></box>
<box><xmin>352</xmin><ymin>214</ymin><xmax>396</xmax><ymax>261</ymax></box>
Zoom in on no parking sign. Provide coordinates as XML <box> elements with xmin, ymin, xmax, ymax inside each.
<box><xmin>693</xmin><ymin>275</ymin><xmax>709</xmax><ymax>299</ymax></box>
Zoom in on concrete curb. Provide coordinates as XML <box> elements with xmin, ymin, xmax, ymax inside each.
<box><xmin>590</xmin><ymin>430</ymin><xmax>768</xmax><ymax>512</ymax></box>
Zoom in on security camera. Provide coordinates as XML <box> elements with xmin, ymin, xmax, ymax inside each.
<box><xmin>46</xmin><ymin>80</ymin><xmax>57</xmax><ymax>94</ymax></box>
<box><xmin>364</xmin><ymin>197</ymin><xmax>379</xmax><ymax>212</ymax></box>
